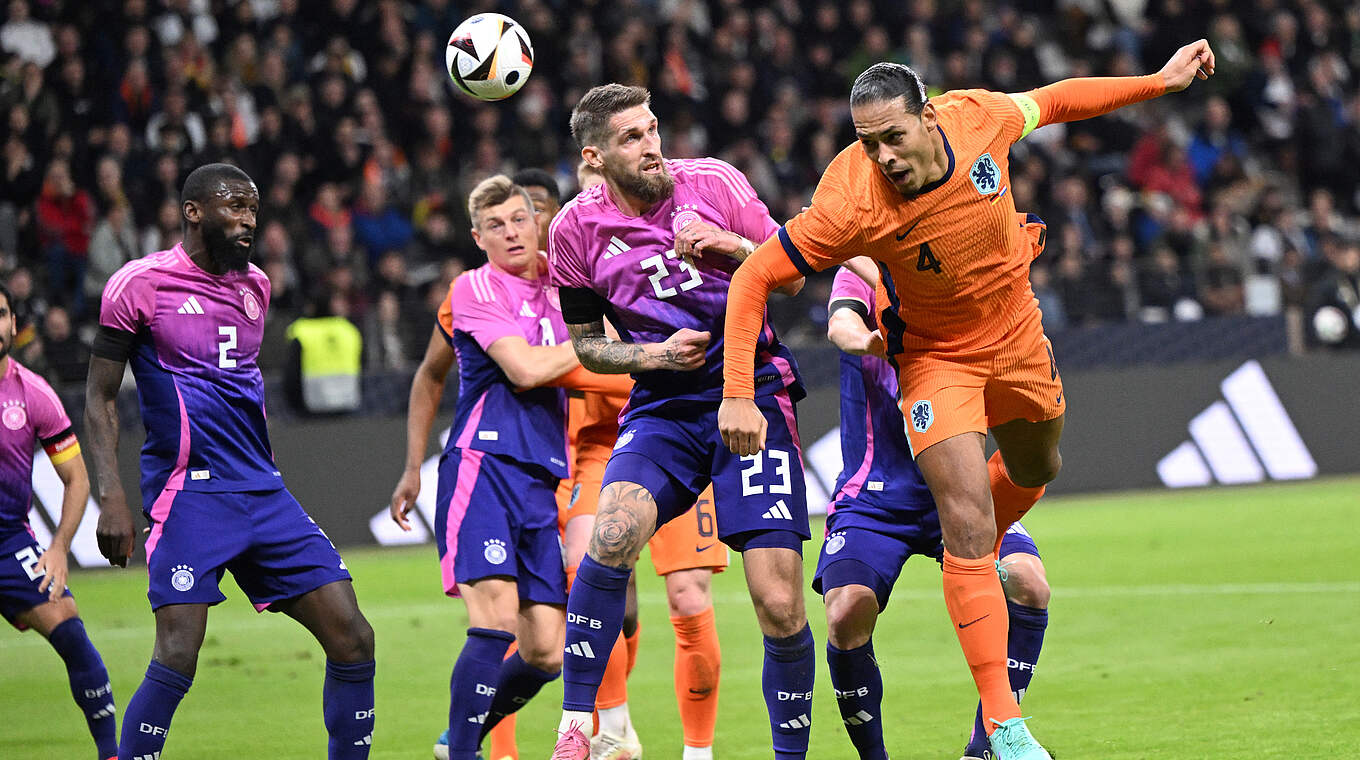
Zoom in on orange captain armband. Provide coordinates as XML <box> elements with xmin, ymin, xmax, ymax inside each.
<box><xmin>43</xmin><ymin>429</ymin><xmax>81</xmax><ymax>465</ymax></box>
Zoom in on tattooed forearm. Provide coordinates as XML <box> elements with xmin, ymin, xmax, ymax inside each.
<box><xmin>589</xmin><ymin>482</ymin><xmax>658</xmax><ymax>567</ymax></box>
<box><xmin>568</xmin><ymin>319</ymin><xmax>667</xmax><ymax>373</ymax></box>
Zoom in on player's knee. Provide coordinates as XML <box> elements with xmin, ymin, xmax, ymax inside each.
<box><xmin>1010</xmin><ymin>451</ymin><xmax>1062</xmax><ymax>488</ymax></box>
<box><xmin>152</xmin><ymin>635</ymin><xmax>202</xmax><ymax>677</ymax></box>
<box><xmin>824</xmin><ymin>586</ymin><xmax>877</xmax><ymax>650</ymax></box>
<box><xmin>349</xmin><ymin>614</ymin><xmax>376</xmax><ymax>661</ymax></box>
<box><xmin>1000</xmin><ymin>555</ymin><xmax>1050</xmax><ymax>609</ymax></box>
<box><xmin>519</xmin><ymin>640</ymin><xmax>563</xmax><ymax>673</ymax></box>
<box><xmin>666</xmin><ymin>574</ymin><xmax>712</xmax><ymax>618</ymax></box>
<box><xmin>751</xmin><ymin>584</ymin><xmax>805</xmax><ymax>638</ymax></box>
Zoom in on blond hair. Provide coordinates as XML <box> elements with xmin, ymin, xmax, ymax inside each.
<box><xmin>467</xmin><ymin>174</ymin><xmax>534</xmax><ymax>228</ymax></box>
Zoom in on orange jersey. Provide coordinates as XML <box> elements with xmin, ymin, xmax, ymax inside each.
<box><xmin>783</xmin><ymin>89</ymin><xmax>1036</xmax><ymax>353</ymax></box>
<box><xmin>572</xmin><ymin>388</ymin><xmax>629</xmax><ymax>469</ymax></box>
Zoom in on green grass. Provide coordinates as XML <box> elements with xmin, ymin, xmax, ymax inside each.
<box><xmin>4</xmin><ymin>477</ymin><xmax>1359</xmax><ymax>759</ymax></box>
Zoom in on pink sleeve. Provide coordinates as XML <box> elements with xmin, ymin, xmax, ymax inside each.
<box><xmin>547</xmin><ymin>210</ymin><xmax>592</xmax><ymax>290</ymax></box>
<box><xmin>704</xmin><ymin>159</ymin><xmax>780</xmax><ymax>244</ymax></box>
<box><xmin>450</xmin><ymin>271</ymin><xmax>522</xmax><ymax>351</ymax></box>
<box><xmin>23</xmin><ymin>369</ymin><xmax>73</xmax><ymax>440</ymax></box>
<box><xmin>830</xmin><ymin>266</ymin><xmax>875</xmax><ymax>308</ymax></box>
<box><xmin>99</xmin><ymin>262</ymin><xmax>156</xmax><ymax>333</ymax></box>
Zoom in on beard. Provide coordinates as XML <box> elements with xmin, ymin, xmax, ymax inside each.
<box><xmin>204</xmin><ymin>223</ymin><xmax>253</xmax><ymax>271</ymax></box>
<box><xmin>606</xmin><ymin>154</ymin><xmax>674</xmax><ymax>204</ymax></box>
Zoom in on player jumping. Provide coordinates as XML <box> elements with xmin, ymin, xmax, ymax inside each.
<box><xmin>87</xmin><ymin>163</ymin><xmax>377</xmax><ymax>759</ymax></box>
<box><xmin>0</xmin><ymin>281</ymin><xmax>118</xmax><ymax>760</ymax></box>
<box><xmin>821</xmin><ymin>265</ymin><xmax>1051</xmax><ymax>760</ymax></box>
<box><xmin>390</xmin><ymin>175</ymin><xmax>630</xmax><ymax>760</ymax></box>
<box><xmin>546</xmin><ymin>84</ymin><xmax>813</xmax><ymax>760</ymax></box>
<box><xmin>720</xmin><ymin>42</ymin><xmax>1216</xmax><ymax>759</ymax></box>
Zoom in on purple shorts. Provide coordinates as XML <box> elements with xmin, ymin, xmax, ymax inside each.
<box><xmin>815</xmin><ymin>516</ymin><xmax>1040</xmax><ymax>609</ymax></box>
<box><xmin>0</xmin><ymin>529</ymin><xmax>73</xmax><ymax>628</ymax></box>
<box><xmin>601</xmin><ymin>391</ymin><xmax>809</xmax><ymax>552</ymax></box>
<box><xmin>144</xmin><ymin>488</ymin><xmax>351</xmax><ymax>611</ymax></box>
<box><xmin>435</xmin><ymin>447</ymin><xmax>566</xmax><ymax>605</ymax></box>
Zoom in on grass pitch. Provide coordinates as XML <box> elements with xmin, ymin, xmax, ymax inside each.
<box><xmin>3</xmin><ymin>477</ymin><xmax>1357</xmax><ymax>759</ymax></box>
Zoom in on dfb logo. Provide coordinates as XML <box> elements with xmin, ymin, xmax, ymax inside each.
<box><xmin>777</xmin><ymin>690</ymin><xmax>814</xmax><ymax>701</ymax></box>
<box><xmin>1007</xmin><ymin>658</ymin><xmax>1036</xmax><ymax>672</ymax></box>
<box><xmin>567</xmin><ymin>612</ymin><xmax>602</xmax><ymax>629</ymax></box>
<box><xmin>475</xmin><ymin>683</ymin><xmax>497</xmax><ymax>696</ymax></box>
<box><xmin>140</xmin><ymin>722</ymin><xmax>169</xmax><ymax>736</ymax></box>
<box><xmin>354</xmin><ymin>708</ymin><xmax>376</xmax><ymax>720</ymax></box>
<box><xmin>834</xmin><ymin>686</ymin><xmax>870</xmax><ymax>699</ymax></box>
<box><xmin>83</xmin><ymin>682</ymin><xmax>113</xmax><ymax>698</ymax></box>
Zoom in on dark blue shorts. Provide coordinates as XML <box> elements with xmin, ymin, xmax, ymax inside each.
<box><xmin>435</xmin><ymin>447</ymin><xmax>566</xmax><ymax>605</ymax></box>
<box><xmin>601</xmin><ymin>392</ymin><xmax>809</xmax><ymax>553</ymax></box>
<box><xmin>814</xmin><ymin>512</ymin><xmax>1040</xmax><ymax>609</ymax></box>
<box><xmin>0</xmin><ymin>529</ymin><xmax>74</xmax><ymax>628</ymax></box>
<box><xmin>143</xmin><ymin>488</ymin><xmax>351</xmax><ymax>611</ymax></box>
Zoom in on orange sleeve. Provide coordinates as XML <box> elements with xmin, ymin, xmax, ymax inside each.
<box><xmin>721</xmin><ymin>238</ymin><xmax>804</xmax><ymax>399</ymax></box>
<box><xmin>548</xmin><ymin>365</ymin><xmax>634</xmax><ymax>396</ymax></box>
<box><xmin>1025</xmin><ymin>74</ymin><xmax>1166</xmax><ymax>130</ymax></box>
<box><xmin>782</xmin><ymin>156</ymin><xmax>865</xmax><ymax>272</ymax></box>
<box><xmin>436</xmin><ymin>278</ymin><xmax>456</xmax><ymax>340</ymax></box>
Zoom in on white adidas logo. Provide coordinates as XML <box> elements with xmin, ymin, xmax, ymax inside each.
<box><xmin>843</xmin><ymin>710</ymin><xmax>874</xmax><ymax>726</ymax></box>
<box><xmin>90</xmin><ymin>703</ymin><xmax>116</xmax><ymax>720</ymax></box>
<box><xmin>603</xmin><ymin>236</ymin><xmax>631</xmax><ymax>259</ymax></box>
<box><xmin>353</xmin><ymin>734</ymin><xmax>372</xmax><ymax>746</ymax></box>
<box><xmin>176</xmin><ymin>296</ymin><xmax>205</xmax><ymax>315</ymax></box>
<box><xmin>761</xmin><ymin>500</ymin><xmax>793</xmax><ymax>520</ymax></box>
<box><xmin>566</xmin><ymin>641</ymin><xmax>597</xmax><ymax>659</ymax></box>
<box><xmin>519</xmin><ymin>301</ymin><xmax>537</xmax><ymax>318</ymax></box>
<box><xmin>778</xmin><ymin>714</ymin><xmax>810</xmax><ymax>729</ymax></box>
<box><xmin>132</xmin><ymin>754</ymin><xmax>161</xmax><ymax>760</ymax></box>
<box><xmin>467</xmin><ymin>711</ymin><xmax>488</xmax><ymax>724</ymax></box>
<box><xmin>1157</xmin><ymin>360</ymin><xmax>1317</xmax><ymax>488</ymax></box>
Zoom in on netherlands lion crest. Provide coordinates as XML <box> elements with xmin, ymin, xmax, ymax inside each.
<box><xmin>910</xmin><ymin>400</ymin><xmax>933</xmax><ymax>433</ymax></box>
<box><xmin>969</xmin><ymin>153</ymin><xmax>999</xmax><ymax>195</ymax></box>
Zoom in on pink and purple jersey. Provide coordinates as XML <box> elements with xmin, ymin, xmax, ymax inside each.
<box><xmin>0</xmin><ymin>359</ymin><xmax>79</xmax><ymax>535</ymax></box>
<box><xmin>827</xmin><ymin>268</ymin><xmax>933</xmax><ymax>523</ymax></box>
<box><xmin>99</xmin><ymin>243</ymin><xmax>281</xmax><ymax>504</ymax></box>
<box><xmin>437</xmin><ymin>260</ymin><xmax>570</xmax><ymax>478</ymax></box>
<box><xmin>548</xmin><ymin>157</ymin><xmax>803</xmax><ymax>414</ymax></box>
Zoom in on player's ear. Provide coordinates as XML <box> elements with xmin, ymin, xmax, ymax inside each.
<box><xmin>920</xmin><ymin>102</ymin><xmax>937</xmax><ymax>132</ymax></box>
<box><xmin>182</xmin><ymin>200</ymin><xmax>200</xmax><ymax>225</ymax></box>
<box><xmin>581</xmin><ymin>145</ymin><xmax>604</xmax><ymax>170</ymax></box>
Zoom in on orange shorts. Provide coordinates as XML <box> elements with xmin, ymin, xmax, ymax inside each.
<box><xmin>557</xmin><ymin>456</ymin><xmax>727</xmax><ymax>576</ymax></box>
<box><xmin>897</xmin><ymin>304</ymin><xmax>1065</xmax><ymax>457</ymax></box>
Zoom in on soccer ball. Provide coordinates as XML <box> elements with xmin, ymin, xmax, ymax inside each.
<box><xmin>445</xmin><ymin>13</ymin><xmax>534</xmax><ymax>101</ymax></box>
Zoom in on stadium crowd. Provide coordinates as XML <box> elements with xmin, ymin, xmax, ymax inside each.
<box><xmin>1</xmin><ymin>0</ymin><xmax>1359</xmax><ymax>390</ymax></box>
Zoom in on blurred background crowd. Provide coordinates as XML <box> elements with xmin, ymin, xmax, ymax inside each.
<box><xmin>2</xmin><ymin>0</ymin><xmax>1358</xmax><ymax>396</ymax></box>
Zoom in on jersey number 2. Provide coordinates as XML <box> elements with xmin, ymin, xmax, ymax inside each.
<box><xmin>640</xmin><ymin>251</ymin><xmax>703</xmax><ymax>300</ymax></box>
<box><xmin>218</xmin><ymin>326</ymin><xmax>237</xmax><ymax>368</ymax></box>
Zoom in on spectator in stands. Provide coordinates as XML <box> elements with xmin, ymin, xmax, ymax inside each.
<box><xmin>352</xmin><ymin>179</ymin><xmax>413</xmax><ymax>266</ymax></box>
<box><xmin>40</xmin><ymin>304</ymin><xmax>85</xmax><ymax>386</ymax></box>
<box><xmin>1198</xmin><ymin>241</ymin><xmax>1247</xmax><ymax>317</ymax></box>
<box><xmin>141</xmin><ymin>197</ymin><xmax>182</xmax><ymax>255</ymax></box>
<box><xmin>1187</xmin><ymin>96</ymin><xmax>1247</xmax><ymax>188</ymax></box>
<box><xmin>1</xmin><ymin>0</ymin><xmax>53</xmax><ymax>68</ymax></box>
<box><xmin>7</xmin><ymin>265</ymin><xmax>42</xmax><ymax>366</ymax></box>
<box><xmin>84</xmin><ymin>200</ymin><xmax>138</xmax><ymax>307</ymax></box>
<box><xmin>1140</xmin><ymin>244</ymin><xmax>1200</xmax><ymax>322</ymax></box>
<box><xmin>34</xmin><ymin>159</ymin><xmax>92</xmax><ymax>317</ymax></box>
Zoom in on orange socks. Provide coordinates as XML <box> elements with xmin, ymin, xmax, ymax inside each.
<box><xmin>943</xmin><ymin>550</ymin><xmax>1020</xmax><ymax>733</ymax></box>
<box><xmin>596</xmin><ymin>633</ymin><xmax>631</xmax><ymax>710</ymax></box>
<box><xmin>988</xmin><ymin>451</ymin><xmax>1044</xmax><ymax>552</ymax></box>
<box><xmin>487</xmin><ymin>642</ymin><xmax>520</xmax><ymax>760</ymax></box>
<box><xmin>624</xmin><ymin>625</ymin><xmax>640</xmax><ymax>676</ymax></box>
<box><xmin>671</xmin><ymin>606</ymin><xmax>720</xmax><ymax>748</ymax></box>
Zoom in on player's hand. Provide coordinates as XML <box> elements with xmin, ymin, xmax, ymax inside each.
<box><xmin>95</xmin><ymin>495</ymin><xmax>135</xmax><ymax>568</ymax></box>
<box><xmin>676</xmin><ymin>221</ymin><xmax>749</xmax><ymax>261</ymax></box>
<box><xmin>35</xmin><ymin>544</ymin><xmax>69</xmax><ymax>601</ymax></box>
<box><xmin>719</xmin><ymin>397</ymin><xmax>767</xmax><ymax>456</ymax></box>
<box><xmin>390</xmin><ymin>468</ymin><xmax>421</xmax><ymax>531</ymax></box>
<box><xmin>863</xmin><ymin>329</ymin><xmax>886</xmax><ymax>358</ymax></box>
<box><xmin>651</xmin><ymin>328</ymin><xmax>710</xmax><ymax>371</ymax></box>
<box><xmin>1159</xmin><ymin>39</ymin><xmax>1215</xmax><ymax>92</ymax></box>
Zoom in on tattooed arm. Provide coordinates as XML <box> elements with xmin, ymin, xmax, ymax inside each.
<box><xmin>567</xmin><ymin>318</ymin><xmax>710</xmax><ymax>374</ymax></box>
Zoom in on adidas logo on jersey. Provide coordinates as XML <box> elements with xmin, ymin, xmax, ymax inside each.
<box><xmin>843</xmin><ymin>710</ymin><xmax>874</xmax><ymax>726</ymax></box>
<box><xmin>565</xmin><ymin>641</ymin><xmax>597</xmax><ymax>659</ymax></box>
<box><xmin>778</xmin><ymin>714</ymin><xmax>810</xmax><ymax>729</ymax></box>
<box><xmin>761</xmin><ymin>500</ymin><xmax>793</xmax><ymax>520</ymax></box>
<box><xmin>519</xmin><ymin>301</ymin><xmax>537</xmax><ymax>318</ymax></box>
<box><xmin>603</xmin><ymin>236</ymin><xmax>631</xmax><ymax>259</ymax></box>
<box><xmin>176</xmin><ymin>296</ymin><xmax>205</xmax><ymax>315</ymax></box>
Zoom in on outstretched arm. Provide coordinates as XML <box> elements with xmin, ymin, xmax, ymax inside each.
<box><xmin>389</xmin><ymin>326</ymin><xmax>453</xmax><ymax>531</ymax></box>
<box><xmin>718</xmin><ymin>237</ymin><xmax>805</xmax><ymax>456</ymax></box>
<box><xmin>1013</xmin><ymin>39</ymin><xmax>1216</xmax><ymax>134</ymax></box>
<box><xmin>565</xmin><ymin>317</ymin><xmax>709</xmax><ymax>375</ymax></box>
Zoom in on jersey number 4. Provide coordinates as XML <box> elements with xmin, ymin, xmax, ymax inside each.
<box><xmin>916</xmin><ymin>242</ymin><xmax>942</xmax><ymax>274</ymax></box>
<box><xmin>640</xmin><ymin>250</ymin><xmax>703</xmax><ymax>300</ymax></box>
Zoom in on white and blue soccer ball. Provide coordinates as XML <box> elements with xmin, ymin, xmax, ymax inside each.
<box><xmin>445</xmin><ymin>13</ymin><xmax>534</xmax><ymax>101</ymax></box>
